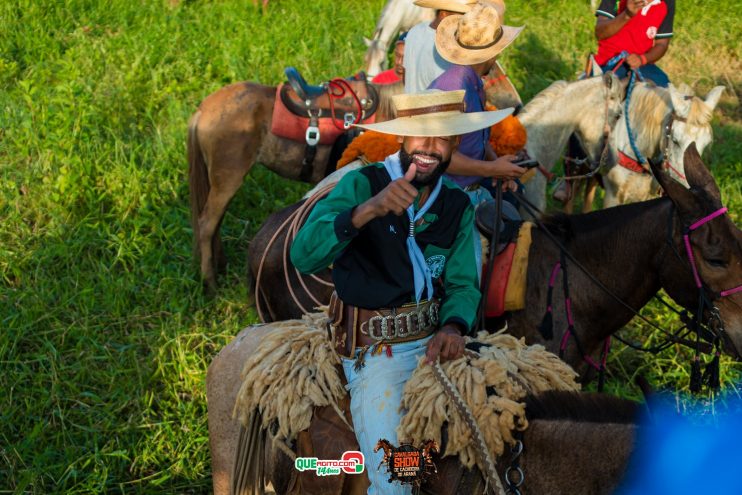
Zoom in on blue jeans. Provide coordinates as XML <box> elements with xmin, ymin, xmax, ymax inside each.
<box><xmin>603</xmin><ymin>63</ymin><xmax>670</xmax><ymax>88</ymax></box>
<box><xmin>341</xmin><ymin>335</ymin><xmax>433</xmax><ymax>495</ymax></box>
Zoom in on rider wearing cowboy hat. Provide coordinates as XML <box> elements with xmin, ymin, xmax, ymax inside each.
<box><xmin>403</xmin><ymin>0</ymin><xmax>478</xmax><ymax>93</ymax></box>
<box><xmin>291</xmin><ymin>90</ymin><xmax>513</xmax><ymax>494</ymax></box>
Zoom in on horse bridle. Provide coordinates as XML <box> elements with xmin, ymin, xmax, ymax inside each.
<box><xmin>656</xmin><ymin>110</ymin><xmax>689</xmax><ymax>181</ymax></box>
<box><xmin>513</xmin><ymin>190</ymin><xmax>741</xmax><ymax>391</ymax></box>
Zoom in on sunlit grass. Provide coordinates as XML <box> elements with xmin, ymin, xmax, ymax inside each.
<box><xmin>0</xmin><ymin>0</ymin><xmax>739</xmax><ymax>492</ymax></box>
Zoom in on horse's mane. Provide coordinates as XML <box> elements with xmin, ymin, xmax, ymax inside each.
<box><xmin>538</xmin><ymin>197</ymin><xmax>668</xmax><ymax>245</ymax></box>
<box><xmin>525</xmin><ymin>391</ymin><xmax>639</xmax><ymax>424</ymax></box>
<box><xmin>519</xmin><ymin>80</ymin><xmax>569</xmax><ymax>116</ymax></box>
<box><xmin>629</xmin><ymin>84</ymin><xmax>712</xmax><ymax>152</ymax></box>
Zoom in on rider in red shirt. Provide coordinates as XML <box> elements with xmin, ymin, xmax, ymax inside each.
<box><xmin>594</xmin><ymin>0</ymin><xmax>674</xmax><ymax>87</ymax></box>
<box><xmin>371</xmin><ymin>32</ymin><xmax>407</xmax><ymax>85</ymax></box>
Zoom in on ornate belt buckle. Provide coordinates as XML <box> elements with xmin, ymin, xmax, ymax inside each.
<box><xmin>368</xmin><ymin>315</ymin><xmax>384</xmax><ymax>340</ymax></box>
<box><xmin>395</xmin><ymin>313</ymin><xmax>409</xmax><ymax>338</ymax></box>
<box><xmin>428</xmin><ymin>303</ymin><xmax>439</xmax><ymax>326</ymax></box>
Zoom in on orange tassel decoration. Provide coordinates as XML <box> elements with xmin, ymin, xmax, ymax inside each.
<box><xmin>337</xmin><ymin>131</ymin><xmax>400</xmax><ymax>169</ymax></box>
<box><xmin>486</xmin><ymin>103</ymin><xmax>527</xmax><ymax>157</ymax></box>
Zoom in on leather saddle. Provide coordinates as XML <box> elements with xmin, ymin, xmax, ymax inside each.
<box><xmin>281</xmin><ymin>66</ymin><xmax>379</xmax><ymax>121</ymax></box>
<box><xmin>475</xmin><ymin>199</ymin><xmax>523</xmax><ymax>243</ymax></box>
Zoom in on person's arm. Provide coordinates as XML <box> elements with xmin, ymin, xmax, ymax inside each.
<box><xmin>290</xmin><ymin>170</ymin><xmax>373</xmax><ymax>274</ymax></box>
<box><xmin>447</xmin><ymin>150</ymin><xmax>524</xmax><ymax>180</ymax></box>
<box><xmin>626</xmin><ymin>38</ymin><xmax>671</xmax><ymax>68</ymax></box>
<box><xmin>437</xmin><ymin>203</ymin><xmax>480</xmax><ymax>333</ymax></box>
<box><xmin>595</xmin><ymin>0</ymin><xmax>645</xmax><ymax>40</ymax></box>
<box><xmin>291</xmin><ymin>164</ymin><xmax>420</xmax><ymax>274</ymax></box>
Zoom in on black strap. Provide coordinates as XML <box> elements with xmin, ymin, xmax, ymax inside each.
<box><xmin>479</xmin><ymin>180</ymin><xmax>503</xmax><ymax>332</ymax></box>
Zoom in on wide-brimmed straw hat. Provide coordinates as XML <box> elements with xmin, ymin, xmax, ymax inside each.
<box><xmin>436</xmin><ymin>1</ymin><xmax>524</xmax><ymax>65</ymax></box>
<box><xmin>413</xmin><ymin>0</ymin><xmax>477</xmax><ymax>13</ymax></box>
<box><xmin>355</xmin><ymin>89</ymin><xmax>513</xmax><ymax>137</ymax></box>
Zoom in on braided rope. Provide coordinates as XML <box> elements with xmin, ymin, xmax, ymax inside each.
<box><xmin>431</xmin><ymin>351</ymin><xmax>506</xmax><ymax>495</ymax></box>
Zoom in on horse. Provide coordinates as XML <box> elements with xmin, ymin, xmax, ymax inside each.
<box><xmin>364</xmin><ymin>0</ymin><xmax>434</xmax><ymax>78</ymax></box>
<box><xmin>248</xmin><ymin>144</ymin><xmax>742</xmax><ymax>373</ymax></box>
<box><xmin>188</xmin><ymin>78</ymin><xmax>402</xmax><ymax>292</ymax></box>
<box><xmin>559</xmin><ymin>64</ymin><xmax>725</xmax><ymax>213</ymax></box>
<box><xmin>517</xmin><ymin>73</ymin><xmax>626</xmax><ymax>215</ymax></box>
<box><xmin>206</xmin><ymin>321</ymin><xmax>638</xmax><ymax>494</ymax></box>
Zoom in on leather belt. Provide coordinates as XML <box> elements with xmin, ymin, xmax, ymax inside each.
<box><xmin>327</xmin><ymin>292</ymin><xmax>439</xmax><ymax>358</ymax></box>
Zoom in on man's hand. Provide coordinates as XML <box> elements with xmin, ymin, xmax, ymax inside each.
<box><xmin>626</xmin><ymin>53</ymin><xmax>643</xmax><ymax>69</ymax></box>
<box><xmin>625</xmin><ymin>0</ymin><xmax>647</xmax><ymax>17</ymax></box>
<box><xmin>425</xmin><ymin>325</ymin><xmax>465</xmax><ymax>365</ymax></box>
<box><xmin>352</xmin><ymin>164</ymin><xmax>418</xmax><ymax>228</ymax></box>
<box><xmin>487</xmin><ymin>155</ymin><xmax>526</xmax><ymax>180</ymax></box>
<box><xmin>370</xmin><ymin>163</ymin><xmax>418</xmax><ymax>216</ymax></box>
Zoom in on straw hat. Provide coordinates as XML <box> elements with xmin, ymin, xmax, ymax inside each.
<box><xmin>413</xmin><ymin>0</ymin><xmax>477</xmax><ymax>13</ymax></box>
<box><xmin>436</xmin><ymin>1</ymin><xmax>524</xmax><ymax>65</ymax></box>
<box><xmin>355</xmin><ymin>89</ymin><xmax>513</xmax><ymax>137</ymax></box>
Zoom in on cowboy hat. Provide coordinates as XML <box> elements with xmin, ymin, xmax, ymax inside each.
<box><xmin>413</xmin><ymin>0</ymin><xmax>477</xmax><ymax>13</ymax></box>
<box><xmin>355</xmin><ymin>89</ymin><xmax>513</xmax><ymax>137</ymax></box>
<box><xmin>436</xmin><ymin>1</ymin><xmax>524</xmax><ymax>65</ymax></box>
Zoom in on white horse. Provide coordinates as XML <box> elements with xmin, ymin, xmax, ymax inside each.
<box><xmin>599</xmin><ymin>82</ymin><xmax>725</xmax><ymax>207</ymax></box>
<box><xmin>364</xmin><ymin>0</ymin><xmax>434</xmax><ymax>78</ymax></box>
<box><xmin>519</xmin><ymin>73</ymin><xmax>626</xmax><ymax>215</ymax></box>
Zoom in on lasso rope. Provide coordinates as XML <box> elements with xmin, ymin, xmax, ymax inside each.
<box><xmin>254</xmin><ymin>183</ymin><xmax>335</xmax><ymax>322</ymax></box>
<box><xmin>432</xmin><ymin>351</ymin><xmax>506</xmax><ymax>495</ymax></box>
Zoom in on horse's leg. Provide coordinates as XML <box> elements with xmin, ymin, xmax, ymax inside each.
<box><xmin>207</xmin><ymin>325</ymin><xmax>274</xmax><ymax>495</ymax></box>
<box><xmin>197</xmin><ymin>120</ymin><xmax>259</xmax><ymax>290</ymax></box>
<box><xmin>582</xmin><ymin>176</ymin><xmax>599</xmax><ymax>213</ymax></box>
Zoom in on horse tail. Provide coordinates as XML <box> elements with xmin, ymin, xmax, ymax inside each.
<box><xmin>188</xmin><ymin>110</ymin><xmax>209</xmax><ymax>261</ymax></box>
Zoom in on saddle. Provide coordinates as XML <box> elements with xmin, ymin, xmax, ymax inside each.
<box><xmin>475</xmin><ymin>200</ymin><xmax>533</xmax><ymax>318</ymax></box>
<box><xmin>272</xmin><ymin>67</ymin><xmax>379</xmax><ymax>145</ymax></box>
<box><xmin>271</xmin><ymin>67</ymin><xmax>379</xmax><ymax>181</ymax></box>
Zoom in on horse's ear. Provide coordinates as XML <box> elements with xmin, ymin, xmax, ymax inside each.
<box><xmin>682</xmin><ymin>143</ymin><xmax>721</xmax><ymax>201</ymax></box>
<box><xmin>704</xmin><ymin>86</ymin><xmax>725</xmax><ymax>111</ymax></box>
<box><xmin>363</xmin><ymin>36</ymin><xmax>373</xmax><ymax>47</ymax></box>
<box><xmin>669</xmin><ymin>84</ymin><xmax>692</xmax><ymax>117</ymax></box>
<box><xmin>649</xmin><ymin>151</ymin><xmax>695</xmax><ymax>210</ymax></box>
<box><xmin>592</xmin><ymin>62</ymin><xmax>603</xmax><ymax>76</ymax></box>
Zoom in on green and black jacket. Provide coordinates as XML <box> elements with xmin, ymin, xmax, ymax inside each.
<box><xmin>290</xmin><ymin>162</ymin><xmax>480</xmax><ymax>333</ymax></box>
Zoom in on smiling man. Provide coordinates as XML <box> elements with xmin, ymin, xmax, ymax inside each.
<box><xmin>290</xmin><ymin>90</ymin><xmax>512</xmax><ymax>494</ymax></box>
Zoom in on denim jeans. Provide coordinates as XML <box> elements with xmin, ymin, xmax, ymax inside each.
<box><xmin>603</xmin><ymin>63</ymin><xmax>670</xmax><ymax>88</ymax></box>
<box><xmin>341</xmin><ymin>335</ymin><xmax>433</xmax><ymax>495</ymax></box>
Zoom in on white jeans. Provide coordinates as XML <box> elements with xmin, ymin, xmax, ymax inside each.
<box><xmin>341</xmin><ymin>336</ymin><xmax>432</xmax><ymax>495</ymax></box>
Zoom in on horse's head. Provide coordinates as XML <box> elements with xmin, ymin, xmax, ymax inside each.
<box><xmin>364</xmin><ymin>34</ymin><xmax>387</xmax><ymax>79</ymax></box>
<box><xmin>662</xmin><ymin>84</ymin><xmax>725</xmax><ymax>185</ymax></box>
<box><xmin>653</xmin><ymin>144</ymin><xmax>742</xmax><ymax>359</ymax></box>
<box><xmin>576</xmin><ymin>73</ymin><xmax>626</xmax><ymax>168</ymax></box>
<box><xmin>615</xmin><ymin>83</ymin><xmax>724</xmax><ymax>186</ymax></box>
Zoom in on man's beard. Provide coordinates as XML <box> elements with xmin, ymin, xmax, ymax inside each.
<box><xmin>399</xmin><ymin>147</ymin><xmax>451</xmax><ymax>188</ymax></box>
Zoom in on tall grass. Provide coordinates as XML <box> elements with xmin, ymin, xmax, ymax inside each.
<box><xmin>0</xmin><ymin>0</ymin><xmax>739</xmax><ymax>492</ymax></box>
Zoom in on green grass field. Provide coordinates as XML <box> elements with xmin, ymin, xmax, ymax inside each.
<box><xmin>1</xmin><ymin>0</ymin><xmax>740</xmax><ymax>492</ymax></box>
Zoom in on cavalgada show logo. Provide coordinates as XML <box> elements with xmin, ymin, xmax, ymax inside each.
<box><xmin>294</xmin><ymin>451</ymin><xmax>365</xmax><ymax>476</ymax></box>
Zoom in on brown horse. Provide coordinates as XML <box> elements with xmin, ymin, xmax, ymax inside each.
<box><xmin>206</xmin><ymin>323</ymin><xmax>638</xmax><ymax>494</ymax></box>
<box><xmin>248</xmin><ymin>144</ymin><xmax>742</xmax><ymax>372</ymax></box>
<box><xmin>188</xmin><ymin>78</ymin><xmax>398</xmax><ymax>292</ymax></box>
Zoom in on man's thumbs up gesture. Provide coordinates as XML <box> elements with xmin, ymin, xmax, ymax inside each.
<box><xmin>351</xmin><ymin>163</ymin><xmax>421</xmax><ymax>231</ymax></box>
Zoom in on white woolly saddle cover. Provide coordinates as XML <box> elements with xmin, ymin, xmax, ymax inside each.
<box><xmin>232</xmin><ymin>313</ymin><xmax>580</xmax><ymax>474</ymax></box>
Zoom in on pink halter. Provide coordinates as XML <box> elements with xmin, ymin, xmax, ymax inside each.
<box><xmin>683</xmin><ymin>207</ymin><xmax>742</xmax><ymax>298</ymax></box>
